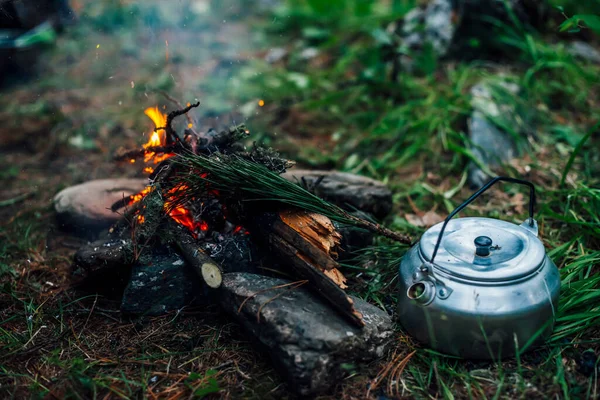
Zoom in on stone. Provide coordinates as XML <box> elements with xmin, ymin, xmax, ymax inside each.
<box><xmin>73</xmin><ymin>237</ymin><xmax>134</xmax><ymax>276</ymax></box>
<box><xmin>300</xmin><ymin>47</ymin><xmax>319</xmax><ymax>60</ymax></box>
<box><xmin>467</xmin><ymin>80</ymin><xmax>521</xmax><ymax>188</ymax></box>
<box><xmin>392</xmin><ymin>0</ymin><xmax>456</xmax><ymax>71</ymax></box>
<box><xmin>219</xmin><ymin>273</ymin><xmax>393</xmax><ymax>396</ymax></box>
<box><xmin>54</xmin><ymin>178</ymin><xmax>147</xmax><ymax>237</ymax></box>
<box><xmin>265</xmin><ymin>47</ymin><xmax>288</xmax><ymax>64</ymax></box>
<box><xmin>568</xmin><ymin>41</ymin><xmax>600</xmax><ymax>64</ymax></box>
<box><xmin>121</xmin><ymin>249</ymin><xmax>205</xmax><ymax>316</ymax></box>
<box><xmin>388</xmin><ymin>0</ymin><xmax>548</xmax><ymax>71</ymax></box>
<box><xmin>281</xmin><ymin>169</ymin><xmax>393</xmax><ymax>219</ymax></box>
<box><xmin>199</xmin><ymin>233</ymin><xmax>260</xmax><ymax>274</ymax></box>
<box><xmin>415</xmin><ymin>0</ymin><xmax>455</xmax><ymax>56</ymax></box>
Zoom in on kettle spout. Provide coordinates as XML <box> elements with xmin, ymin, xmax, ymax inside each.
<box><xmin>407</xmin><ymin>281</ymin><xmax>435</xmax><ymax>305</ymax></box>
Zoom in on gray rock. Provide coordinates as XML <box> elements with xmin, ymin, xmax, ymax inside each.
<box><xmin>281</xmin><ymin>169</ymin><xmax>393</xmax><ymax>219</ymax></box>
<box><xmin>395</xmin><ymin>0</ymin><xmax>456</xmax><ymax>70</ymax></box>
<box><xmin>54</xmin><ymin>179</ymin><xmax>147</xmax><ymax>237</ymax></box>
<box><xmin>300</xmin><ymin>47</ymin><xmax>319</xmax><ymax>60</ymax></box>
<box><xmin>568</xmin><ymin>41</ymin><xmax>600</xmax><ymax>64</ymax></box>
<box><xmin>219</xmin><ymin>273</ymin><xmax>393</xmax><ymax>396</ymax></box>
<box><xmin>421</xmin><ymin>0</ymin><xmax>455</xmax><ymax>56</ymax></box>
<box><xmin>73</xmin><ymin>237</ymin><xmax>134</xmax><ymax>276</ymax></box>
<box><xmin>390</xmin><ymin>0</ymin><xmax>548</xmax><ymax>71</ymax></box>
<box><xmin>199</xmin><ymin>233</ymin><xmax>260</xmax><ymax>274</ymax></box>
<box><xmin>265</xmin><ymin>47</ymin><xmax>287</xmax><ymax>64</ymax></box>
<box><xmin>121</xmin><ymin>250</ymin><xmax>204</xmax><ymax>315</ymax></box>
<box><xmin>467</xmin><ymin>80</ymin><xmax>521</xmax><ymax>188</ymax></box>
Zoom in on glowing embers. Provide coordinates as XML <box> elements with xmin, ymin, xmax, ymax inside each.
<box><xmin>124</xmin><ymin>106</ymin><xmax>241</xmax><ymax>238</ymax></box>
<box><xmin>128</xmin><ymin>186</ymin><xmax>153</xmax><ymax>206</ymax></box>
<box><xmin>233</xmin><ymin>225</ymin><xmax>250</xmax><ymax>235</ymax></box>
<box><xmin>168</xmin><ymin>206</ymin><xmax>209</xmax><ymax>233</ymax></box>
<box><xmin>164</xmin><ymin>184</ymin><xmax>210</xmax><ymax>237</ymax></box>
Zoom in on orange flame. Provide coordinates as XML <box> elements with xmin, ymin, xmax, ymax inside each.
<box><xmin>128</xmin><ymin>109</ymin><xmax>217</xmax><ymax>235</ymax></box>
<box><xmin>142</xmin><ymin>107</ymin><xmax>173</xmax><ymax>164</ymax></box>
<box><xmin>143</xmin><ymin>106</ymin><xmax>167</xmax><ymax>145</ymax></box>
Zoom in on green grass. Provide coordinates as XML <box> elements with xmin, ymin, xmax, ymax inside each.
<box><xmin>234</xmin><ymin>0</ymin><xmax>600</xmax><ymax>397</ymax></box>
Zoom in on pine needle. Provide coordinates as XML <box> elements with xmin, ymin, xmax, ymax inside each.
<box><xmin>172</xmin><ymin>152</ymin><xmax>412</xmax><ymax>244</ymax></box>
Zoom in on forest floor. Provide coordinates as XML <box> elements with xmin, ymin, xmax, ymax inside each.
<box><xmin>1</xmin><ymin>0</ymin><xmax>599</xmax><ymax>399</ymax></box>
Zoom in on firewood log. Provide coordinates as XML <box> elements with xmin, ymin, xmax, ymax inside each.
<box><xmin>248</xmin><ymin>208</ymin><xmax>365</xmax><ymax>327</ymax></box>
<box><xmin>171</xmin><ymin>225</ymin><xmax>223</xmax><ymax>289</ymax></box>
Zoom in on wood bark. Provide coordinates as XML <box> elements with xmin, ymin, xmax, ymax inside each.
<box><xmin>172</xmin><ymin>225</ymin><xmax>223</xmax><ymax>289</ymax></box>
<box><xmin>250</xmin><ymin>208</ymin><xmax>365</xmax><ymax>327</ymax></box>
<box><xmin>269</xmin><ymin>235</ymin><xmax>364</xmax><ymax>327</ymax></box>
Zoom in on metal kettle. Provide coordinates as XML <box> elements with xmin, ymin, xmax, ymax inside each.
<box><xmin>398</xmin><ymin>177</ymin><xmax>560</xmax><ymax>359</ymax></box>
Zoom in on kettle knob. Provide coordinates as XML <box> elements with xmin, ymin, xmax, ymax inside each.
<box><xmin>474</xmin><ymin>236</ymin><xmax>493</xmax><ymax>256</ymax></box>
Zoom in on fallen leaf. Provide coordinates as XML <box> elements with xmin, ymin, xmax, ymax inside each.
<box><xmin>405</xmin><ymin>211</ymin><xmax>444</xmax><ymax>228</ymax></box>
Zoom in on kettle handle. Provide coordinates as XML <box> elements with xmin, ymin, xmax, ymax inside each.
<box><xmin>429</xmin><ymin>176</ymin><xmax>536</xmax><ymax>264</ymax></box>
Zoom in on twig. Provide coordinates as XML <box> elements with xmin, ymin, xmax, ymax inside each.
<box><xmin>237</xmin><ymin>280</ymin><xmax>308</xmax><ymax>314</ymax></box>
<box><xmin>342</xmin><ymin>210</ymin><xmax>412</xmax><ymax>245</ymax></box>
<box><xmin>165</xmin><ymin>102</ymin><xmax>200</xmax><ymax>145</ymax></box>
<box><xmin>159</xmin><ymin>90</ymin><xmax>195</xmax><ymax>126</ymax></box>
<box><xmin>109</xmin><ymin>199</ymin><xmax>143</xmax><ymax>231</ymax></box>
<box><xmin>113</xmin><ymin>145</ymin><xmax>177</xmax><ymax>162</ymax></box>
<box><xmin>388</xmin><ymin>350</ymin><xmax>416</xmax><ymax>398</ymax></box>
<box><xmin>149</xmin><ymin>159</ymin><xmax>174</xmax><ymax>183</ymax></box>
<box><xmin>22</xmin><ymin>326</ymin><xmax>47</xmax><ymax>349</ymax></box>
<box><xmin>367</xmin><ymin>349</ymin><xmax>416</xmax><ymax>398</ymax></box>
<box><xmin>255</xmin><ymin>280</ymin><xmax>308</xmax><ymax>322</ymax></box>
<box><xmin>78</xmin><ymin>294</ymin><xmax>98</xmax><ymax>339</ymax></box>
<box><xmin>110</xmin><ymin>194</ymin><xmax>137</xmax><ymax>212</ymax></box>
<box><xmin>113</xmin><ymin>103</ymin><xmax>200</xmax><ymax>161</ymax></box>
<box><xmin>0</xmin><ymin>192</ymin><xmax>35</xmax><ymax>207</ymax></box>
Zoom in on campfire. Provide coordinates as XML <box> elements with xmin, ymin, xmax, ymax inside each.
<box><xmin>87</xmin><ymin>101</ymin><xmax>411</xmax><ymax>326</ymax></box>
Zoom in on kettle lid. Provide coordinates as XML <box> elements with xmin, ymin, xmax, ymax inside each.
<box><xmin>419</xmin><ymin>217</ymin><xmax>546</xmax><ymax>282</ymax></box>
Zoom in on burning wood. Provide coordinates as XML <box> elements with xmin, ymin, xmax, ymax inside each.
<box><xmin>106</xmin><ymin>100</ymin><xmax>410</xmax><ymax>327</ymax></box>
